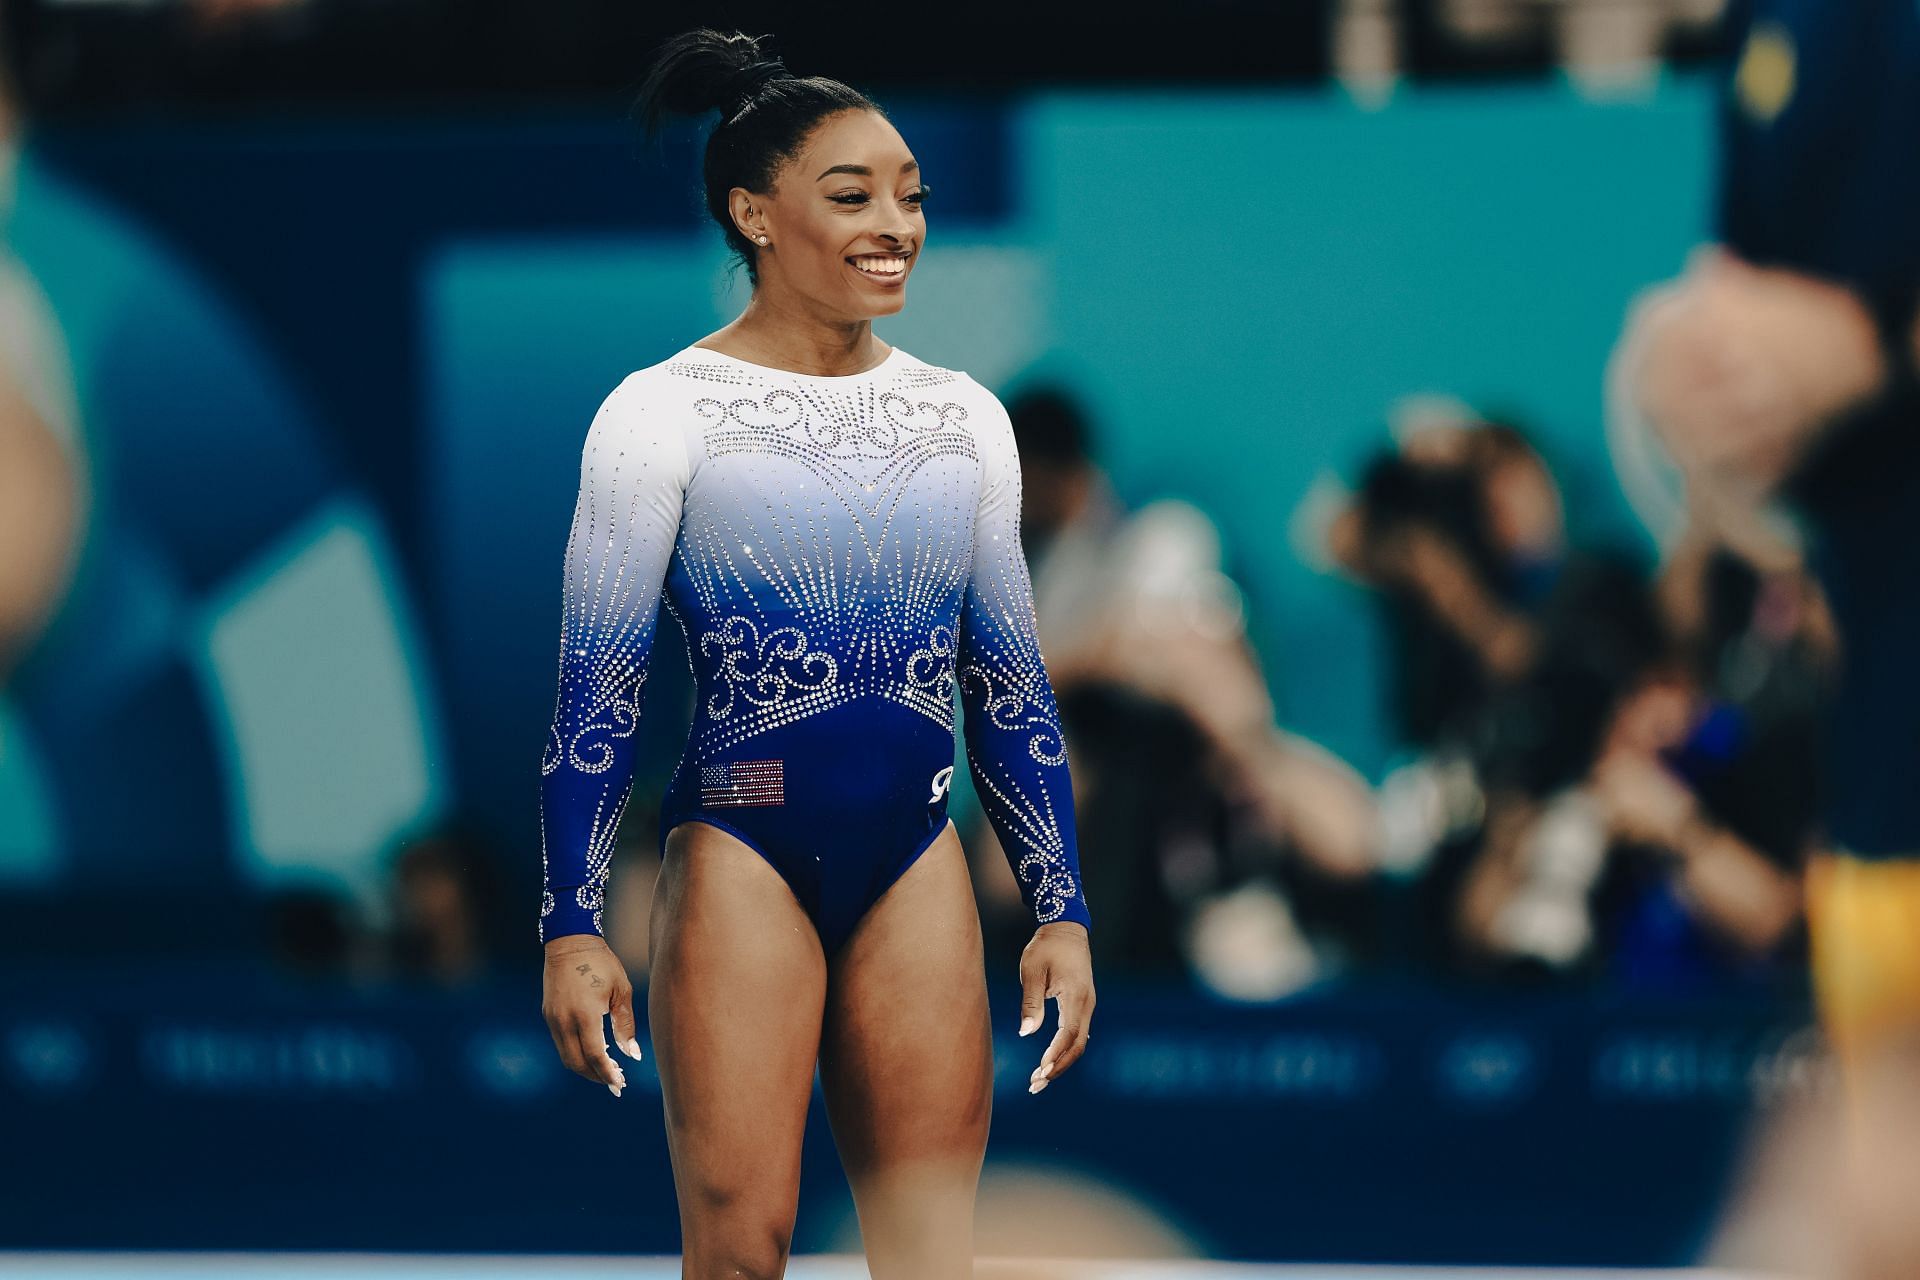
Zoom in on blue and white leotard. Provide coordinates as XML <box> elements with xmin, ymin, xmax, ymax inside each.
<box><xmin>537</xmin><ymin>341</ymin><xmax>1092</xmax><ymax>954</ymax></box>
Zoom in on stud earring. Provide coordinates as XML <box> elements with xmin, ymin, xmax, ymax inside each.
<box><xmin>756</xmin><ymin>235</ymin><xmax>768</xmax><ymax>244</ymax></box>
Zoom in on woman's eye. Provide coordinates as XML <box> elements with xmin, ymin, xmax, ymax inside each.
<box><xmin>829</xmin><ymin>187</ymin><xmax>932</xmax><ymax>207</ymax></box>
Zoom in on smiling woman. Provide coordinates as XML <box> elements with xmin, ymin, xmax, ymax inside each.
<box><xmin>631</xmin><ymin>31</ymin><xmax>929</xmax><ymax>302</ymax></box>
<box><xmin>532</xmin><ymin>26</ymin><xmax>1096</xmax><ymax>1280</ymax></box>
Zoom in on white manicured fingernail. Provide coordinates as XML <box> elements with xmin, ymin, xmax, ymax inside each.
<box><xmin>1028</xmin><ymin>1078</ymin><xmax>1048</xmax><ymax>1095</ymax></box>
<box><xmin>1019</xmin><ymin>1016</ymin><xmax>1037</xmax><ymax>1036</ymax></box>
<box><xmin>623</xmin><ymin>1038</ymin><xmax>643</xmax><ymax>1060</ymax></box>
<box><xmin>608</xmin><ymin>1083</ymin><xmax>622</xmax><ymax>1097</ymax></box>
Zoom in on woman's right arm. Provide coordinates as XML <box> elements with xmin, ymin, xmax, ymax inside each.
<box><xmin>538</xmin><ymin>373</ymin><xmax>688</xmax><ymax>1093</ymax></box>
<box><xmin>538</xmin><ymin>373</ymin><xmax>689</xmax><ymax>944</ymax></box>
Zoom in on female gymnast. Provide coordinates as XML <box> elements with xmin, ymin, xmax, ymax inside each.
<box><xmin>536</xmin><ymin>28</ymin><xmax>1096</xmax><ymax>1277</ymax></box>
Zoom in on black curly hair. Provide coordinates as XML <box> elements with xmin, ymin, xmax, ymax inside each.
<box><xmin>631</xmin><ymin>29</ymin><xmax>885</xmax><ymax>288</ymax></box>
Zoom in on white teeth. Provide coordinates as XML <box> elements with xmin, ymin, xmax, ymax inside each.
<box><xmin>850</xmin><ymin>255</ymin><xmax>905</xmax><ymax>275</ymax></box>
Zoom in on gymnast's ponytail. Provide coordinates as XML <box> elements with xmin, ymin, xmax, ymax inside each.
<box><xmin>632</xmin><ymin>29</ymin><xmax>882</xmax><ymax>288</ymax></box>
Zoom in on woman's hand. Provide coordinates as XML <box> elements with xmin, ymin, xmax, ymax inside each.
<box><xmin>541</xmin><ymin>935</ymin><xmax>643</xmax><ymax>1096</ymax></box>
<box><xmin>1018</xmin><ymin>920</ymin><xmax>1094</xmax><ymax>1095</ymax></box>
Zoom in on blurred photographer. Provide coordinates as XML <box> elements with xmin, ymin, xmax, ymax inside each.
<box><xmin>1457</xmin><ymin>505</ymin><xmax>1828</xmax><ymax>985</ymax></box>
<box><xmin>970</xmin><ymin>384</ymin><xmax>1378</xmax><ymax>999</ymax></box>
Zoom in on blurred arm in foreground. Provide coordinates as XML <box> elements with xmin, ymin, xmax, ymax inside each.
<box><xmin>0</xmin><ymin>73</ymin><xmax>85</xmax><ymax>681</ymax></box>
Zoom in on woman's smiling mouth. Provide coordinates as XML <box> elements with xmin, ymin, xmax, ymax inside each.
<box><xmin>847</xmin><ymin>253</ymin><xmax>910</xmax><ymax>283</ymax></box>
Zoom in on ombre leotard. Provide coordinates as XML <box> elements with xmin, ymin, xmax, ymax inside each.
<box><xmin>537</xmin><ymin>341</ymin><xmax>1092</xmax><ymax>954</ymax></box>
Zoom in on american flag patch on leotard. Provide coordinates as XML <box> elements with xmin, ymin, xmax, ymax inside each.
<box><xmin>701</xmin><ymin>759</ymin><xmax>785</xmax><ymax>807</ymax></box>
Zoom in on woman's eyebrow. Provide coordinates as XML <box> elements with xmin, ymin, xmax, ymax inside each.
<box><xmin>816</xmin><ymin>160</ymin><xmax>920</xmax><ymax>181</ymax></box>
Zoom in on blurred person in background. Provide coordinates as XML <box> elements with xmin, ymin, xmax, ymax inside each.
<box><xmin>262</xmin><ymin>883</ymin><xmax>360</xmax><ymax>980</ymax></box>
<box><xmin>1455</xmin><ymin>528</ymin><xmax>1826</xmax><ymax>986</ymax></box>
<box><xmin>535</xmin><ymin>31</ymin><xmax>1093</xmax><ymax>1276</ymax></box>
<box><xmin>3</xmin><ymin>13</ymin><xmax>452</xmax><ymax>926</ymax></box>
<box><xmin>1328</xmin><ymin>413</ymin><xmax>1647</xmax><ymax>967</ymax></box>
<box><xmin>385</xmin><ymin>822</ymin><xmax>515</xmax><ymax>986</ymax></box>
<box><xmin>1615</xmin><ymin>0</ymin><xmax>1920</xmax><ymax>1090</ymax></box>
<box><xmin>983</xmin><ymin>383</ymin><xmax>1378</xmax><ymax>1001</ymax></box>
<box><xmin>1331</xmin><ymin>416</ymin><xmax>1561</xmax><ymax>753</ymax></box>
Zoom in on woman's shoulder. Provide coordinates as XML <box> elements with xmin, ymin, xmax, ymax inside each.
<box><xmin>582</xmin><ymin>347</ymin><xmax>735</xmax><ymax>427</ymax></box>
<box><xmin>889</xmin><ymin>344</ymin><xmax>974</xmax><ymax>386</ymax></box>
<box><xmin>877</xmin><ymin>348</ymin><xmax>999</xmax><ymax>409</ymax></box>
<box><xmin>576</xmin><ymin>359</ymin><xmax>701</xmax><ymax>461</ymax></box>
<box><xmin>936</xmin><ymin>364</ymin><xmax>1013</xmax><ymax>428</ymax></box>
<box><xmin>610</xmin><ymin>346</ymin><xmax>724</xmax><ymax>394</ymax></box>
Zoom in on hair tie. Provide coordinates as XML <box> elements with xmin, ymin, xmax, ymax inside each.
<box><xmin>722</xmin><ymin>56</ymin><xmax>788</xmax><ymax>116</ymax></box>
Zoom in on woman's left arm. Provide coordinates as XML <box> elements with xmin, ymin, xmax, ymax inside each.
<box><xmin>955</xmin><ymin>381</ymin><xmax>1093</xmax><ymax>1095</ymax></box>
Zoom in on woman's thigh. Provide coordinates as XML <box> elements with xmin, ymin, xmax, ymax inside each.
<box><xmin>648</xmin><ymin>820</ymin><xmax>828</xmax><ymax>1273</ymax></box>
<box><xmin>818</xmin><ymin>822</ymin><xmax>994</xmax><ymax>1277</ymax></box>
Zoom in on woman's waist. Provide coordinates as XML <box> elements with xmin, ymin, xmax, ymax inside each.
<box><xmin>670</xmin><ymin>697</ymin><xmax>958</xmax><ymax>813</ymax></box>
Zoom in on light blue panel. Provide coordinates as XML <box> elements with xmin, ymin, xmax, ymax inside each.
<box><xmin>0</xmin><ymin>697</ymin><xmax>60</xmax><ymax>884</ymax></box>
<box><xmin>192</xmin><ymin>497</ymin><xmax>446</xmax><ymax>913</ymax></box>
<box><xmin>1017</xmin><ymin>78</ymin><xmax>1718</xmax><ymax>773</ymax></box>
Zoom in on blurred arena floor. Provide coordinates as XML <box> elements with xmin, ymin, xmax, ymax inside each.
<box><xmin>0</xmin><ymin>1257</ymin><xmax>1766</xmax><ymax>1279</ymax></box>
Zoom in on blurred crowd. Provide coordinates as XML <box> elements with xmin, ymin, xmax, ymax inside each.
<box><xmin>959</xmin><ymin>378</ymin><xmax>1827</xmax><ymax>1001</ymax></box>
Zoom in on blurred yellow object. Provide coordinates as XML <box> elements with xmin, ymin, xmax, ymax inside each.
<box><xmin>1806</xmin><ymin>850</ymin><xmax>1920</xmax><ymax>1063</ymax></box>
<box><xmin>1736</xmin><ymin>22</ymin><xmax>1796</xmax><ymax>125</ymax></box>
<box><xmin>1804</xmin><ymin>852</ymin><xmax>1920</xmax><ymax>1159</ymax></box>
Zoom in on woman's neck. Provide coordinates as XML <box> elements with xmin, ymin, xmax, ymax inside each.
<box><xmin>703</xmin><ymin>294</ymin><xmax>884</xmax><ymax>376</ymax></box>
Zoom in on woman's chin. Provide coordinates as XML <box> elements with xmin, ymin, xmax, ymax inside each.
<box><xmin>852</xmin><ymin>292</ymin><xmax>908</xmax><ymax>320</ymax></box>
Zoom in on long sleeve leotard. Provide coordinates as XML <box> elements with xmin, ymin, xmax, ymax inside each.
<box><xmin>537</xmin><ymin>342</ymin><xmax>1091</xmax><ymax>954</ymax></box>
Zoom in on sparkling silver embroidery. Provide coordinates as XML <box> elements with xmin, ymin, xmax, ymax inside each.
<box><xmin>959</xmin><ymin>660</ymin><xmax>1068</xmax><ymax>766</ymax></box>
<box><xmin>669</xmin><ymin>372</ymin><xmax>981</xmax><ymax>750</ymax></box>
<box><xmin>697</xmin><ymin>615</ymin><xmax>840</xmax><ymax>720</ymax></box>
<box><xmin>966</xmin><ymin>751</ymin><xmax>1079</xmax><ymax>923</ymax></box>
<box><xmin>888</xmin><ymin>624</ymin><xmax>957</xmax><ymax>730</ymax></box>
<box><xmin>564</xmin><ymin>671</ymin><xmax>646</xmax><ymax>773</ymax></box>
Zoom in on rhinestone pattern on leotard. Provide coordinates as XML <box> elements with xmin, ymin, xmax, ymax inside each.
<box><xmin>536</xmin><ymin>345</ymin><xmax>1091</xmax><ymax>942</ymax></box>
